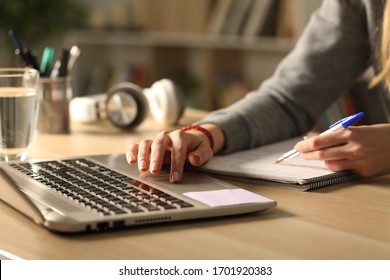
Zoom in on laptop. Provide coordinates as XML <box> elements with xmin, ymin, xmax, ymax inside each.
<box><xmin>0</xmin><ymin>154</ymin><xmax>276</xmax><ymax>233</ymax></box>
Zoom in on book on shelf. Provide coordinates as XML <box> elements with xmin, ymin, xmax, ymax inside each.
<box><xmin>207</xmin><ymin>0</ymin><xmax>234</xmax><ymax>34</ymax></box>
<box><xmin>259</xmin><ymin>0</ymin><xmax>281</xmax><ymax>37</ymax></box>
<box><xmin>196</xmin><ymin>137</ymin><xmax>359</xmax><ymax>191</ymax></box>
<box><xmin>208</xmin><ymin>0</ymin><xmax>281</xmax><ymax>37</ymax></box>
<box><xmin>146</xmin><ymin>0</ymin><xmax>211</xmax><ymax>34</ymax></box>
<box><xmin>83</xmin><ymin>0</ymin><xmax>323</xmax><ymax>37</ymax></box>
<box><xmin>241</xmin><ymin>0</ymin><xmax>273</xmax><ymax>37</ymax></box>
<box><xmin>241</xmin><ymin>0</ymin><xmax>322</xmax><ymax>39</ymax></box>
<box><xmin>221</xmin><ymin>0</ymin><xmax>252</xmax><ymax>35</ymax></box>
<box><xmin>275</xmin><ymin>0</ymin><xmax>323</xmax><ymax>39</ymax></box>
<box><xmin>276</xmin><ymin>0</ymin><xmax>300</xmax><ymax>38</ymax></box>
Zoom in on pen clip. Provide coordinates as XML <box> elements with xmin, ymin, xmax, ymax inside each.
<box><xmin>329</xmin><ymin>112</ymin><xmax>365</xmax><ymax>129</ymax></box>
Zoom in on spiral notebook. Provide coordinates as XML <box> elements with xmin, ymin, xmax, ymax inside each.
<box><xmin>197</xmin><ymin>137</ymin><xmax>359</xmax><ymax>191</ymax></box>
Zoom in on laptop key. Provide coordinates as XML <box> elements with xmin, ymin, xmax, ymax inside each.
<box><xmin>10</xmin><ymin>159</ymin><xmax>195</xmax><ymax>216</ymax></box>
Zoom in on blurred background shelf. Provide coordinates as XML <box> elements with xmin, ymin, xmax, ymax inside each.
<box><xmin>66</xmin><ymin>30</ymin><xmax>295</xmax><ymax>51</ymax></box>
<box><xmin>1</xmin><ymin>0</ymin><xmax>322</xmax><ymax>110</ymax></box>
<box><xmin>66</xmin><ymin>30</ymin><xmax>296</xmax><ymax>110</ymax></box>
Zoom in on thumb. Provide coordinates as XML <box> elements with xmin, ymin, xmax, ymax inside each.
<box><xmin>188</xmin><ymin>142</ymin><xmax>213</xmax><ymax>167</ymax></box>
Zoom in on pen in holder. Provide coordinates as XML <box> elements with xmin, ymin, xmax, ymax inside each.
<box><xmin>37</xmin><ymin>77</ymin><xmax>73</xmax><ymax>134</ymax></box>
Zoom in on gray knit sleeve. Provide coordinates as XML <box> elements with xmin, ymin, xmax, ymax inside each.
<box><xmin>196</xmin><ymin>0</ymin><xmax>371</xmax><ymax>154</ymax></box>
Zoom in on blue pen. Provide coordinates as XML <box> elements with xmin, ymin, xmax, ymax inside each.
<box><xmin>8</xmin><ymin>29</ymin><xmax>39</xmax><ymax>70</ymax></box>
<box><xmin>275</xmin><ymin>112</ymin><xmax>365</xmax><ymax>163</ymax></box>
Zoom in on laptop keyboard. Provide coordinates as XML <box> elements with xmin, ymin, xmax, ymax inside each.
<box><xmin>9</xmin><ymin>159</ymin><xmax>193</xmax><ymax>216</ymax></box>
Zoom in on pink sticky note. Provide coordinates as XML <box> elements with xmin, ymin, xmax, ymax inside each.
<box><xmin>183</xmin><ymin>189</ymin><xmax>272</xmax><ymax>208</ymax></box>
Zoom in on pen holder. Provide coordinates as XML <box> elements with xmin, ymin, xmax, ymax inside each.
<box><xmin>37</xmin><ymin>77</ymin><xmax>73</xmax><ymax>134</ymax></box>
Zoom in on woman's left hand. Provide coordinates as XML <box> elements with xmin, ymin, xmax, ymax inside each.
<box><xmin>294</xmin><ymin>124</ymin><xmax>390</xmax><ymax>177</ymax></box>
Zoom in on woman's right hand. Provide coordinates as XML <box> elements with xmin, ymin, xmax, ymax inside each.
<box><xmin>126</xmin><ymin>124</ymin><xmax>224</xmax><ymax>183</ymax></box>
<box><xmin>294</xmin><ymin>123</ymin><xmax>390</xmax><ymax>177</ymax></box>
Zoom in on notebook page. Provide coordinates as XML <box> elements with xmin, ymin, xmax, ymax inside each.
<box><xmin>198</xmin><ymin>137</ymin><xmax>334</xmax><ymax>184</ymax></box>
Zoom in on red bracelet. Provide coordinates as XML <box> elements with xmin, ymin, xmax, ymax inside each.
<box><xmin>181</xmin><ymin>125</ymin><xmax>214</xmax><ymax>150</ymax></box>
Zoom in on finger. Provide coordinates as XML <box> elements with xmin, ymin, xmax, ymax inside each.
<box><xmin>300</xmin><ymin>138</ymin><xmax>362</xmax><ymax>161</ymax></box>
<box><xmin>306</xmin><ymin>156</ymin><xmax>368</xmax><ymax>178</ymax></box>
<box><xmin>169</xmin><ymin>131</ymin><xmax>189</xmax><ymax>183</ymax></box>
<box><xmin>300</xmin><ymin>146</ymin><xmax>343</xmax><ymax>161</ymax></box>
<box><xmin>324</xmin><ymin>159</ymin><xmax>353</xmax><ymax>173</ymax></box>
<box><xmin>188</xmin><ymin>141</ymin><xmax>213</xmax><ymax>167</ymax></box>
<box><xmin>137</xmin><ymin>139</ymin><xmax>153</xmax><ymax>172</ymax></box>
<box><xmin>169</xmin><ymin>145</ymin><xmax>187</xmax><ymax>183</ymax></box>
<box><xmin>149</xmin><ymin>130</ymin><xmax>171</xmax><ymax>174</ymax></box>
<box><xmin>126</xmin><ymin>143</ymin><xmax>139</xmax><ymax>164</ymax></box>
<box><xmin>295</xmin><ymin>130</ymin><xmax>349</xmax><ymax>153</ymax></box>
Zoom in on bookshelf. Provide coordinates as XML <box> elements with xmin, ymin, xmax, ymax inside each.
<box><xmin>65</xmin><ymin>0</ymin><xmax>322</xmax><ymax>110</ymax></box>
<box><xmin>66</xmin><ymin>30</ymin><xmax>295</xmax><ymax>109</ymax></box>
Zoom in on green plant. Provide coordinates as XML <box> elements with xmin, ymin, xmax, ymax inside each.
<box><xmin>0</xmin><ymin>0</ymin><xmax>87</xmax><ymax>64</ymax></box>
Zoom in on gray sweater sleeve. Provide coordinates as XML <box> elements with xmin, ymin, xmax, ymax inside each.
<box><xmin>196</xmin><ymin>0</ymin><xmax>372</xmax><ymax>154</ymax></box>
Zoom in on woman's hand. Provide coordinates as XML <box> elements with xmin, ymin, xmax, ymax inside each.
<box><xmin>126</xmin><ymin>124</ymin><xmax>224</xmax><ymax>183</ymax></box>
<box><xmin>294</xmin><ymin>124</ymin><xmax>390</xmax><ymax>177</ymax></box>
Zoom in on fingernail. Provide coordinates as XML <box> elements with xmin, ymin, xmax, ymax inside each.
<box><xmin>127</xmin><ymin>154</ymin><xmax>135</xmax><ymax>164</ymax></box>
<box><xmin>170</xmin><ymin>171</ymin><xmax>180</xmax><ymax>182</ymax></box>
<box><xmin>139</xmin><ymin>160</ymin><xmax>147</xmax><ymax>171</ymax></box>
<box><xmin>150</xmin><ymin>161</ymin><xmax>158</xmax><ymax>173</ymax></box>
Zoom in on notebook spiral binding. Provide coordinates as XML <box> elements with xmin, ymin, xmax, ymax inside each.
<box><xmin>303</xmin><ymin>171</ymin><xmax>360</xmax><ymax>190</ymax></box>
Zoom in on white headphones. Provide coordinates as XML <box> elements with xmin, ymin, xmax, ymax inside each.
<box><xmin>69</xmin><ymin>79</ymin><xmax>185</xmax><ymax>129</ymax></box>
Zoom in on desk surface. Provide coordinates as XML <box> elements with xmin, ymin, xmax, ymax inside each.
<box><xmin>1</xmin><ymin>108</ymin><xmax>389</xmax><ymax>260</ymax></box>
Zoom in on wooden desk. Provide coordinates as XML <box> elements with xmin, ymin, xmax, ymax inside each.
<box><xmin>1</xmin><ymin>109</ymin><xmax>390</xmax><ymax>260</ymax></box>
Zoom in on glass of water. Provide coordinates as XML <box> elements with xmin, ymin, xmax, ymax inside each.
<box><xmin>0</xmin><ymin>68</ymin><xmax>40</xmax><ymax>161</ymax></box>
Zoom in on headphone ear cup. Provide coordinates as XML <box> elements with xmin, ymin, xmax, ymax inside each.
<box><xmin>106</xmin><ymin>82</ymin><xmax>148</xmax><ymax>129</ymax></box>
<box><xmin>146</xmin><ymin>79</ymin><xmax>185</xmax><ymax>125</ymax></box>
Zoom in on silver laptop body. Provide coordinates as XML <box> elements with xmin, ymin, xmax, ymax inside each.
<box><xmin>0</xmin><ymin>154</ymin><xmax>276</xmax><ymax>233</ymax></box>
